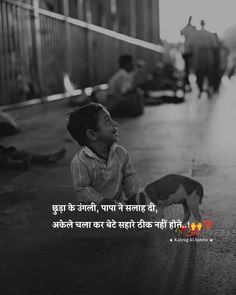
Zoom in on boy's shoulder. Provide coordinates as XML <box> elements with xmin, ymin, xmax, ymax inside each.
<box><xmin>114</xmin><ymin>144</ymin><xmax>128</xmax><ymax>155</ymax></box>
<box><xmin>112</xmin><ymin>144</ymin><xmax>130</xmax><ymax>163</ymax></box>
<box><xmin>71</xmin><ymin>147</ymin><xmax>88</xmax><ymax>166</ymax></box>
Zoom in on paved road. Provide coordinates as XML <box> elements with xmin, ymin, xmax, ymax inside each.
<box><xmin>0</xmin><ymin>78</ymin><xmax>235</xmax><ymax>295</ymax></box>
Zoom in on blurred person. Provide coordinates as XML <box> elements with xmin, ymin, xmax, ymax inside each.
<box><xmin>228</xmin><ymin>56</ymin><xmax>236</xmax><ymax>78</ymax></box>
<box><xmin>218</xmin><ymin>43</ymin><xmax>229</xmax><ymax>79</ymax></box>
<box><xmin>132</xmin><ymin>59</ymin><xmax>148</xmax><ymax>88</ymax></box>
<box><xmin>108</xmin><ymin>54</ymin><xmax>133</xmax><ymax>96</ymax></box>
<box><xmin>180</xmin><ymin>16</ymin><xmax>196</xmax><ymax>91</ymax></box>
<box><xmin>106</xmin><ymin>54</ymin><xmax>144</xmax><ymax>117</ymax></box>
<box><xmin>189</xmin><ymin>20</ymin><xmax>217</xmax><ymax>97</ymax></box>
<box><xmin>212</xmin><ymin>33</ymin><xmax>226</xmax><ymax>92</ymax></box>
<box><xmin>132</xmin><ymin>59</ymin><xmax>150</xmax><ymax>98</ymax></box>
<box><xmin>147</xmin><ymin>61</ymin><xmax>182</xmax><ymax>92</ymax></box>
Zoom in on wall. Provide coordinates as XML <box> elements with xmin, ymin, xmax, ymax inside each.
<box><xmin>0</xmin><ymin>0</ymin><xmax>162</xmax><ymax>105</ymax></box>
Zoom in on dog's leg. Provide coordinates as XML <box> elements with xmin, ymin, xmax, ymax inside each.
<box><xmin>186</xmin><ymin>191</ymin><xmax>201</xmax><ymax>221</ymax></box>
<box><xmin>182</xmin><ymin>201</ymin><xmax>191</xmax><ymax>223</ymax></box>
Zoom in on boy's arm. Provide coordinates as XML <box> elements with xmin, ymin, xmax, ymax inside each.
<box><xmin>71</xmin><ymin>159</ymin><xmax>105</xmax><ymax>204</ymax></box>
<box><xmin>122</xmin><ymin>150</ymin><xmax>140</xmax><ymax>200</ymax></box>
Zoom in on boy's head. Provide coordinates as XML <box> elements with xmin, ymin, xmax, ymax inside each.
<box><xmin>119</xmin><ymin>54</ymin><xmax>134</xmax><ymax>72</ymax></box>
<box><xmin>67</xmin><ymin>103</ymin><xmax>118</xmax><ymax>147</ymax></box>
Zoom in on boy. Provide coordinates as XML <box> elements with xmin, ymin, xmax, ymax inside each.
<box><xmin>67</xmin><ymin>103</ymin><xmax>203</xmax><ymax>221</ymax></box>
<box><xmin>67</xmin><ymin>103</ymin><xmax>139</xmax><ymax>204</ymax></box>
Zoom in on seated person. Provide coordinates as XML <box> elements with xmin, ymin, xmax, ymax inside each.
<box><xmin>148</xmin><ymin>62</ymin><xmax>180</xmax><ymax>91</ymax></box>
<box><xmin>106</xmin><ymin>54</ymin><xmax>144</xmax><ymax>117</ymax></box>
<box><xmin>66</xmin><ymin>103</ymin><xmax>139</xmax><ymax>204</ymax></box>
<box><xmin>0</xmin><ymin>146</ymin><xmax>66</xmax><ymax>170</ymax></box>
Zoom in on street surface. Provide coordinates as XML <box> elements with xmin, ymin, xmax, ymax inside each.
<box><xmin>0</xmin><ymin>77</ymin><xmax>236</xmax><ymax>295</ymax></box>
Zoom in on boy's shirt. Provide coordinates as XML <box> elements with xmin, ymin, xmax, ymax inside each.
<box><xmin>71</xmin><ymin>143</ymin><xmax>139</xmax><ymax>204</ymax></box>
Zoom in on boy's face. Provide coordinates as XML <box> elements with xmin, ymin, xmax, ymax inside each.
<box><xmin>95</xmin><ymin>109</ymin><xmax>118</xmax><ymax>145</ymax></box>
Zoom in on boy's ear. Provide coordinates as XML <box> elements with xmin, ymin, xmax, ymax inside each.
<box><xmin>86</xmin><ymin>129</ymin><xmax>97</xmax><ymax>141</ymax></box>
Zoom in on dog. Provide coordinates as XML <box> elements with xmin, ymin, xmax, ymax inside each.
<box><xmin>127</xmin><ymin>174</ymin><xmax>204</xmax><ymax>223</ymax></box>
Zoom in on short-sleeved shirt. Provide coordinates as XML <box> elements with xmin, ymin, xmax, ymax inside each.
<box><xmin>70</xmin><ymin>143</ymin><xmax>139</xmax><ymax>203</ymax></box>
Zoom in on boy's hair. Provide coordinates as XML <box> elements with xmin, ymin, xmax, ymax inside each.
<box><xmin>67</xmin><ymin>103</ymin><xmax>105</xmax><ymax>146</ymax></box>
<box><xmin>119</xmin><ymin>54</ymin><xmax>133</xmax><ymax>69</ymax></box>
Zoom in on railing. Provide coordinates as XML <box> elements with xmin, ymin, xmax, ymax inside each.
<box><xmin>0</xmin><ymin>0</ymin><xmax>163</xmax><ymax>106</ymax></box>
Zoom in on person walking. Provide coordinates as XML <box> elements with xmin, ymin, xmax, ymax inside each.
<box><xmin>180</xmin><ymin>16</ymin><xmax>196</xmax><ymax>91</ymax></box>
<box><xmin>189</xmin><ymin>20</ymin><xmax>217</xmax><ymax>97</ymax></box>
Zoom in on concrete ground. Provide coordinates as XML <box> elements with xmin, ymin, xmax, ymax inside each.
<box><xmin>0</xmin><ymin>77</ymin><xmax>236</xmax><ymax>295</ymax></box>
